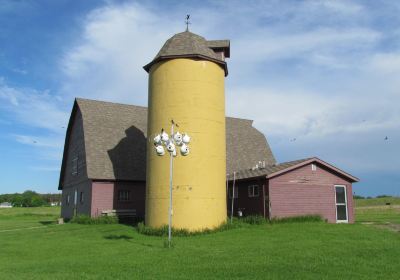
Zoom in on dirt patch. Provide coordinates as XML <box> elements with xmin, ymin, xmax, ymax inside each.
<box><xmin>363</xmin><ymin>222</ymin><xmax>400</xmax><ymax>233</ymax></box>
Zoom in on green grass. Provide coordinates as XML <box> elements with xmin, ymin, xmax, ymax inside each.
<box><xmin>0</xmin><ymin>207</ymin><xmax>399</xmax><ymax>279</ymax></box>
<box><xmin>354</xmin><ymin>198</ymin><xmax>400</xmax><ymax>224</ymax></box>
<box><xmin>355</xmin><ymin>197</ymin><xmax>400</xmax><ymax>207</ymax></box>
<box><xmin>356</xmin><ymin>206</ymin><xmax>400</xmax><ymax>224</ymax></box>
<box><xmin>0</xmin><ymin>206</ymin><xmax>60</xmax><ymax>231</ymax></box>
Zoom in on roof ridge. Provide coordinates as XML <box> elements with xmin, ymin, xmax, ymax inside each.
<box><xmin>76</xmin><ymin>97</ymin><xmax>147</xmax><ymax>109</ymax></box>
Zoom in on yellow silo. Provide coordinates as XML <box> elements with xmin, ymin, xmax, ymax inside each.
<box><xmin>143</xmin><ymin>31</ymin><xmax>230</xmax><ymax>231</ymax></box>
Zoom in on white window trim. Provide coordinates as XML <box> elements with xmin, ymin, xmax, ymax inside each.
<box><xmin>334</xmin><ymin>185</ymin><xmax>348</xmax><ymax>223</ymax></box>
<box><xmin>311</xmin><ymin>164</ymin><xmax>317</xmax><ymax>171</ymax></box>
<box><xmin>248</xmin><ymin>185</ymin><xmax>259</xmax><ymax>198</ymax></box>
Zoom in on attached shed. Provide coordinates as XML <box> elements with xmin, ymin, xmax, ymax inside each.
<box><xmin>227</xmin><ymin>158</ymin><xmax>359</xmax><ymax>223</ymax></box>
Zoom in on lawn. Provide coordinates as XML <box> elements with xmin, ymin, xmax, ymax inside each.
<box><xmin>0</xmin><ymin>207</ymin><xmax>399</xmax><ymax>279</ymax></box>
<box><xmin>354</xmin><ymin>197</ymin><xmax>400</xmax><ymax>225</ymax></box>
<box><xmin>355</xmin><ymin>197</ymin><xmax>400</xmax><ymax>207</ymax></box>
<box><xmin>0</xmin><ymin>206</ymin><xmax>60</xmax><ymax>231</ymax></box>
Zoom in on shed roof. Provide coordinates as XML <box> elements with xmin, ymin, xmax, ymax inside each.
<box><xmin>228</xmin><ymin>157</ymin><xmax>359</xmax><ymax>183</ymax></box>
<box><xmin>143</xmin><ymin>31</ymin><xmax>229</xmax><ymax>76</ymax></box>
<box><xmin>59</xmin><ymin>98</ymin><xmax>276</xmax><ymax>188</ymax></box>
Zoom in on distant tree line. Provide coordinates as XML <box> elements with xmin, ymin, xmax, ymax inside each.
<box><xmin>354</xmin><ymin>194</ymin><xmax>394</xmax><ymax>199</ymax></box>
<box><xmin>0</xmin><ymin>190</ymin><xmax>61</xmax><ymax>207</ymax></box>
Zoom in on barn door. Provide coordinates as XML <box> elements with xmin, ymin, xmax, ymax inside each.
<box><xmin>335</xmin><ymin>185</ymin><xmax>348</xmax><ymax>223</ymax></box>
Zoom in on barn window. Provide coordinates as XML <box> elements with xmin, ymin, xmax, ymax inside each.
<box><xmin>80</xmin><ymin>192</ymin><xmax>84</xmax><ymax>204</ymax></box>
<box><xmin>71</xmin><ymin>157</ymin><xmax>78</xmax><ymax>175</ymax></box>
<box><xmin>118</xmin><ymin>190</ymin><xmax>131</xmax><ymax>201</ymax></box>
<box><xmin>312</xmin><ymin>164</ymin><xmax>317</xmax><ymax>171</ymax></box>
<box><xmin>228</xmin><ymin>186</ymin><xmax>238</xmax><ymax>198</ymax></box>
<box><xmin>248</xmin><ymin>185</ymin><xmax>259</xmax><ymax>197</ymax></box>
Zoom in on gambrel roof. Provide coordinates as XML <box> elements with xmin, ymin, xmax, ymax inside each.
<box><xmin>59</xmin><ymin>98</ymin><xmax>276</xmax><ymax>188</ymax></box>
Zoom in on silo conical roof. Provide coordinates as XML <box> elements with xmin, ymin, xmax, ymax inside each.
<box><xmin>143</xmin><ymin>31</ymin><xmax>229</xmax><ymax>76</ymax></box>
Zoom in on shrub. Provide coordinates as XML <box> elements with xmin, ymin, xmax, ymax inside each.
<box><xmin>270</xmin><ymin>215</ymin><xmax>324</xmax><ymax>224</ymax></box>
<box><xmin>137</xmin><ymin>219</ymin><xmax>243</xmax><ymax>237</ymax></box>
<box><xmin>70</xmin><ymin>215</ymin><xmax>118</xmax><ymax>225</ymax></box>
<box><xmin>241</xmin><ymin>215</ymin><xmax>267</xmax><ymax>225</ymax></box>
<box><xmin>354</xmin><ymin>195</ymin><xmax>365</xmax><ymax>199</ymax></box>
<box><xmin>137</xmin><ymin>215</ymin><xmax>324</xmax><ymax>237</ymax></box>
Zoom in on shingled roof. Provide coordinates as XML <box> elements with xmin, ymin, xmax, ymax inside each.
<box><xmin>59</xmin><ymin>98</ymin><xmax>276</xmax><ymax>186</ymax></box>
<box><xmin>227</xmin><ymin>157</ymin><xmax>359</xmax><ymax>182</ymax></box>
<box><xmin>143</xmin><ymin>31</ymin><xmax>229</xmax><ymax>76</ymax></box>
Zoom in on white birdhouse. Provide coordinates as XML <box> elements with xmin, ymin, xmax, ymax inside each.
<box><xmin>174</xmin><ymin>132</ymin><xmax>183</xmax><ymax>145</ymax></box>
<box><xmin>155</xmin><ymin>145</ymin><xmax>165</xmax><ymax>156</ymax></box>
<box><xmin>182</xmin><ymin>133</ymin><xmax>190</xmax><ymax>144</ymax></box>
<box><xmin>166</xmin><ymin>141</ymin><xmax>176</xmax><ymax>153</ymax></box>
<box><xmin>180</xmin><ymin>144</ymin><xmax>189</xmax><ymax>156</ymax></box>
<box><xmin>161</xmin><ymin>131</ymin><xmax>169</xmax><ymax>143</ymax></box>
<box><xmin>153</xmin><ymin>134</ymin><xmax>161</xmax><ymax>145</ymax></box>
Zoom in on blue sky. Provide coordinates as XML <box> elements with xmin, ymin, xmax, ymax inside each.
<box><xmin>0</xmin><ymin>0</ymin><xmax>399</xmax><ymax>196</ymax></box>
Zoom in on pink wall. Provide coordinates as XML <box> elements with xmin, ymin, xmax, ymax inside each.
<box><xmin>91</xmin><ymin>182</ymin><xmax>114</xmax><ymax>217</ymax></box>
<box><xmin>269</xmin><ymin>163</ymin><xmax>354</xmax><ymax>223</ymax></box>
<box><xmin>90</xmin><ymin>181</ymin><xmax>146</xmax><ymax>218</ymax></box>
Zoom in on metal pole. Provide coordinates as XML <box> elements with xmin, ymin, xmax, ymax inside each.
<box><xmin>168</xmin><ymin>123</ymin><xmax>174</xmax><ymax>247</ymax></box>
<box><xmin>230</xmin><ymin>172</ymin><xmax>236</xmax><ymax>223</ymax></box>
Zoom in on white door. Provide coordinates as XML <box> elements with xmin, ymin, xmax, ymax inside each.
<box><xmin>335</xmin><ymin>185</ymin><xmax>348</xmax><ymax>223</ymax></box>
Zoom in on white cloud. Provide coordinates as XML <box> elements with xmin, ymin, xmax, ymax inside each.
<box><xmin>60</xmin><ymin>2</ymin><xmax>182</xmax><ymax>105</ymax></box>
<box><xmin>0</xmin><ymin>78</ymin><xmax>69</xmax><ymax>132</ymax></box>
<box><xmin>228</xmin><ymin>85</ymin><xmax>400</xmax><ymax>138</ymax></box>
<box><xmin>369</xmin><ymin>53</ymin><xmax>400</xmax><ymax>74</ymax></box>
<box><xmin>2</xmin><ymin>1</ymin><xmax>400</xmax><ymax>194</ymax></box>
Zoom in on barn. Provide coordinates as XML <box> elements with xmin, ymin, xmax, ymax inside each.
<box><xmin>59</xmin><ymin>30</ymin><xmax>358</xmax><ymax>225</ymax></box>
<box><xmin>59</xmin><ymin>98</ymin><xmax>358</xmax><ymax>223</ymax></box>
<box><xmin>59</xmin><ymin>98</ymin><xmax>276</xmax><ymax>219</ymax></box>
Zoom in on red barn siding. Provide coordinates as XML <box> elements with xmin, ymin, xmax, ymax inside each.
<box><xmin>227</xmin><ymin>178</ymin><xmax>267</xmax><ymax>217</ymax></box>
<box><xmin>269</xmin><ymin>162</ymin><xmax>354</xmax><ymax>223</ymax></box>
<box><xmin>91</xmin><ymin>181</ymin><xmax>146</xmax><ymax>218</ymax></box>
<box><xmin>91</xmin><ymin>182</ymin><xmax>114</xmax><ymax>217</ymax></box>
<box><xmin>114</xmin><ymin>182</ymin><xmax>146</xmax><ymax>218</ymax></box>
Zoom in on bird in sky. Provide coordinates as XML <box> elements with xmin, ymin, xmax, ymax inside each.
<box><xmin>384</xmin><ymin>136</ymin><xmax>388</xmax><ymax>141</ymax></box>
<box><xmin>290</xmin><ymin>138</ymin><xmax>296</xmax><ymax>142</ymax></box>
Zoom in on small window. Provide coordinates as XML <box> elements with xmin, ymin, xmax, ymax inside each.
<box><xmin>72</xmin><ymin>157</ymin><xmax>78</xmax><ymax>175</ymax></box>
<box><xmin>118</xmin><ymin>190</ymin><xmax>131</xmax><ymax>201</ymax></box>
<box><xmin>248</xmin><ymin>185</ymin><xmax>259</xmax><ymax>197</ymax></box>
<box><xmin>80</xmin><ymin>192</ymin><xmax>84</xmax><ymax>204</ymax></box>
<box><xmin>66</xmin><ymin>195</ymin><xmax>70</xmax><ymax>206</ymax></box>
<box><xmin>311</xmin><ymin>164</ymin><xmax>317</xmax><ymax>171</ymax></box>
<box><xmin>228</xmin><ymin>186</ymin><xmax>238</xmax><ymax>198</ymax></box>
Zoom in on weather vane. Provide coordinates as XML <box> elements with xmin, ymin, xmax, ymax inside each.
<box><xmin>185</xmin><ymin>14</ymin><xmax>191</xmax><ymax>31</ymax></box>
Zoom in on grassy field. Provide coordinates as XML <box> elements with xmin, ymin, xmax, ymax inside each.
<box><xmin>0</xmin><ymin>206</ymin><xmax>59</xmax><ymax>231</ymax></box>
<box><xmin>354</xmin><ymin>197</ymin><xmax>400</xmax><ymax>207</ymax></box>
<box><xmin>0</xmin><ymin>206</ymin><xmax>399</xmax><ymax>279</ymax></box>
<box><xmin>354</xmin><ymin>197</ymin><xmax>400</xmax><ymax>224</ymax></box>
